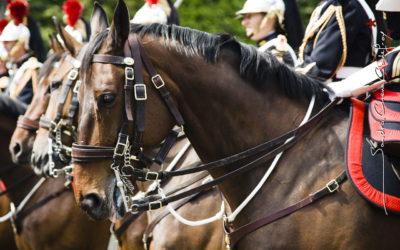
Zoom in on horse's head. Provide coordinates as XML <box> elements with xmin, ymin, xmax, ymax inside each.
<box><xmin>31</xmin><ymin>18</ymin><xmax>84</xmax><ymax>177</ymax></box>
<box><xmin>73</xmin><ymin>0</ymin><xmax>175</xmax><ymax>220</ymax></box>
<box><xmin>9</xmin><ymin>51</ymin><xmax>64</xmax><ymax>165</ymax></box>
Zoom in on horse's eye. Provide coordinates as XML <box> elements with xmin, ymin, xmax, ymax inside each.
<box><xmin>98</xmin><ymin>93</ymin><xmax>116</xmax><ymax>108</ymax></box>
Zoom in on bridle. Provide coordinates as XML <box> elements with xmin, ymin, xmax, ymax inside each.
<box><xmin>72</xmin><ymin>33</ymin><xmax>185</xmax><ymax>213</ymax></box>
<box><xmin>38</xmin><ymin>54</ymin><xmax>82</xmax><ymax>178</ymax></box>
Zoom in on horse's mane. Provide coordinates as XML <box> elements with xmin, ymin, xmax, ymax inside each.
<box><xmin>83</xmin><ymin>23</ymin><xmax>329</xmax><ymax>104</ymax></box>
<box><xmin>38</xmin><ymin>52</ymin><xmax>63</xmax><ymax>80</ymax></box>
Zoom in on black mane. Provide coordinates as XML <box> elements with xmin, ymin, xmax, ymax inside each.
<box><xmin>83</xmin><ymin>23</ymin><xmax>329</xmax><ymax>104</ymax></box>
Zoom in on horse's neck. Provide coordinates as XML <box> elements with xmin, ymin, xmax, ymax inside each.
<box><xmin>228</xmin><ymin>107</ymin><xmax>348</xmax><ymax>229</ymax></box>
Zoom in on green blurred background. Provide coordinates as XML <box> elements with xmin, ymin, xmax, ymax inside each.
<box><xmin>0</xmin><ymin>0</ymin><xmax>322</xmax><ymax>51</ymax></box>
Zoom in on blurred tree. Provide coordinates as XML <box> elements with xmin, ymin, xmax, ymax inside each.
<box><xmin>22</xmin><ymin>0</ymin><xmax>321</xmax><ymax>51</ymax></box>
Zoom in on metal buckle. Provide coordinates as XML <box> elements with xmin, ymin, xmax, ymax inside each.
<box><xmin>114</xmin><ymin>138</ymin><xmax>128</xmax><ymax>157</ymax></box>
<box><xmin>145</xmin><ymin>171</ymin><xmax>159</xmax><ymax>181</ymax></box>
<box><xmin>68</xmin><ymin>69</ymin><xmax>78</xmax><ymax>80</ymax></box>
<box><xmin>326</xmin><ymin>179</ymin><xmax>339</xmax><ymax>193</ymax></box>
<box><xmin>50</xmin><ymin>119</ymin><xmax>63</xmax><ymax>132</ymax></box>
<box><xmin>149</xmin><ymin>201</ymin><xmax>162</xmax><ymax>211</ymax></box>
<box><xmin>73</xmin><ymin>80</ymin><xmax>81</xmax><ymax>94</ymax></box>
<box><xmin>151</xmin><ymin>74</ymin><xmax>165</xmax><ymax>89</ymax></box>
<box><xmin>134</xmin><ymin>84</ymin><xmax>147</xmax><ymax>101</ymax></box>
<box><xmin>125</xmin><ymin>67</ymin><xmax>134</xmax><ymax>80</ymax></box>
<box><xmin>124</xmin><ymin>57</ymin><xmax>134</xmax><ymax>65</ymax></box>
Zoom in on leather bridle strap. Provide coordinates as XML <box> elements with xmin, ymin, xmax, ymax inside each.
<box><xmin>131</xmin><ymin>98</ymin><xmax>339</xmax><ymax>212</ymax></box>
<box><xmin>225</xmin><ymin>171</ymin><xmax>347</xmax><ymax>248</ymax></box>
<box><xmin>137</xmin><ymin>36</ymin><xmax>184</xmax><ymax>127</ymax></box>
<box><xmin>17</xmin><ymin>115</ymin><xmax>39</xmax><ymax>131</ymax></box>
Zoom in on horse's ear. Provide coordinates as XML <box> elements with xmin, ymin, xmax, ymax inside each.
<box><xmin>106</xmin><ymin>0</ymin><xmax>130</xmax><ymax>50</ymax></box>
<box><xmin>52</xmin><ymin>16</ymin><xmax>82</xmax><ymax>57</ymax></box>
<box><xmin>49</xmin><ymin>33</ymin><xmax>65</xmax><ymax>53</ymax></box>
<box><xmin>90</xmin><ymin>2</ymin><xmax>109</xmax><ymax>41</ymax></box>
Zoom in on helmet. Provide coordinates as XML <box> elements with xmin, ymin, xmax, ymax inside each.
<box><xmin>236</xmin><ymin>0</ymin><xmax>285</xmax><ymax>25</ymax></box>
<box><xmin>0</xmin><ymin>21</ymin><xmax>30</xmax><ymax>50</ymax></box>
<box><xmin>376</xmin><ymin>0</ymin><xmax>400</xmax><ymax>12</ymax></box>
<box><xmin>131</xmin><ymin>0</ymin><xmax>171</xmax><ymax>24</ymax></box>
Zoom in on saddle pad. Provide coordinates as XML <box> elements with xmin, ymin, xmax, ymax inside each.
<box><xmin>369</xmin><ymin>88</ymin><xmax>400</xmax><ymax>143</ymax></box>
<box><xmin>346</xmin><ymin>98</ymin><xmax>400</xmax><ymax>213</ymax></box>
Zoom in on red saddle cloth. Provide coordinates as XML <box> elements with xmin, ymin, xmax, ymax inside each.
<box><xmin>346</xmin><ymin>98</ymin><xmax>400</xmax><ymax>214</ymax></box>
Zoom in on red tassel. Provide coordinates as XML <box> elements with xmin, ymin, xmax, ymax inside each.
<box><xmin>62</xmin><ymin>0</ymin><xmax>84</xmax><ymax>27</ymax></box>
<box><xmin>8</xmin><ymin>1</ymin><xmax>28</xmax><ymax>25</ymax></box>
<box><xmin>145</xmin><ymin>0</ymin><xmax>159</xmax><ymax>7</ymax></box>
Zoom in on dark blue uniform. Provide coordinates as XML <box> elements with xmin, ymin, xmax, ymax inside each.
<box><xmin>296</xmin><ymin>0</ymin><xmax>374</xmax><ymax>81</ymax></box>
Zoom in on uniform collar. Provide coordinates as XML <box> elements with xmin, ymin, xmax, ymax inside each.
<box><xmin>257</xmin><ymin>31</ymin><xmax>277</xmax><ymax>47</ymax></box>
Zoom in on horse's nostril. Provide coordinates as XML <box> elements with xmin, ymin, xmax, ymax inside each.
<box><xmin>13</xmin><ymin>142</ymin><xmax>21</xmax><ymax>156</ymax></box>
<box><xmin>81</xmin><ymin>193</ymin><xmax>102</xmax><ymax>212</ymax></box>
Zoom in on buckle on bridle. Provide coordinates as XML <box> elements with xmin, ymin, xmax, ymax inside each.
<box><xmin>145</xmin><ymin>171</ymin><xmax>159</xmax><ymax>181</ymax></box>
<box><xmin>73</xmin><ymin>80</ymin><xmax>81</xmax><ymax>94</ymax></box>
<box><xmin>148</xmin><ymin>201</ymin><xmax>162</xmax><ymax>211</ymax></box>
<box><xmin>326</xmin><ymin>179</ymin><xmax>339</xmax><ymax>193</ymax></box>
<box><xmin>50</xmin><ymin>119</ymin><xmax>63</xmax><ymax>132</ymax></box>
<box><xmin>68</xmin><ymin>69</ymin><xmax>79</xmax><ymax>80</ymax></box>
<box><xmin>124</xmin><ymin>57</ymin><xmax>134</xmax><ymax>66</ymax></box>
<box><xmin>151</xmin><ymin>74</ymin><xmax>165</xmax><ymax>89</ymax></box>
<box><xmin>125</xmin><ymin>67</ymin><xmax>134</xmax><ymax>80</ymax></box>
<box><xmin>134</xmin><ymin>84</ymin><xmax>147</xmax><ymax>101</ymax></box>
<box><xmin>114</xmin><ymin>136</ymin><xmax>129</xmax><ymax>157</ymax></box>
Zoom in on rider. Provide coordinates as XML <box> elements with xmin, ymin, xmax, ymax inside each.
<box><xmin>328</xmin><ymin>0</ymin><xmax>400</xmax><ymax>98</ymax></box>
<box><xmin>236</xmin><ymin>0</ymin><xmax>303</xmax><ymax>66</ymax></box>
<box><xmin>131</xmin><ymin>0</ymin><xmax>180</xmax><ymax>25</ymax></box>
<box><xmin>295</xmin><ymin>0</ymin><xmax>376</xmax><ymax>82</ymax></box>
<box><xmin>62</xmin><ymin>0</ymin><xmax>91</xmax><ymax>43</ymax></box>
<box><xmin>0</xmin><ymin>0</ymin><xmax>41</xmax><ymax>105</ymax></box>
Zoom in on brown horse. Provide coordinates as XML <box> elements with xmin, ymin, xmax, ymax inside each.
<box><xmin>73</xmin><ymin>0</ymin><xmax>400</xmax><ymax>249</ymax></box>
<box><xmin>0</xmin><ymin>109</ymin><xmax>111</xmax><ymax>249</ymax></box>
<box><xmin>0</xmin><ymin>111</ymin><xmax>18</xmax><ymax>250</ymax></box>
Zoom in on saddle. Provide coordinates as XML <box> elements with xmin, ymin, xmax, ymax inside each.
<box><xmin>346</xmin><ymin>93</ymin><xmax>400</xmax><ymax>214</ymax></box>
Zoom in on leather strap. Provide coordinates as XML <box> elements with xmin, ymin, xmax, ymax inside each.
<box><xmin>39</xmin><ymin>115</ymin><xmax>51</xmax><ymax>129</ymax></box>
<box><xmin>92</xmin><ymin>54</ymin><xmax>128</xmax><ymax>65</ymax></box>
<box><xmin>17</xmin><ymin>115</ymin><xmax>39</xmax><ymax>131</ymax></box>
<box><xmin>13</xmin><ymin>186</ymin><xmax>70</xmax><ymax>234</ymax></box>
<box><xmin>137</xmin><ymin>38</ymin><xmax>184</xmax><ymax>127</ymax></box>
<box><xmin>225</xmin><ymin>171</ymin><xmax>347</xmax><ymax>248</ymax></box>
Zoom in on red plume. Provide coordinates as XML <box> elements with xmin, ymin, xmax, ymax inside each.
<box><xmin>62</xmin><ymin>0</ymin><xmax>84</xmax><ymax>27</ymax></box>
<box><xmin>145</xmin><ymin>0</ymin><xmax>159</xmax><ymax>7</ymax></box>
<box><xmin>8</xmin><ymin>1</ymin><xmax>29</xmax><ymax>25</ymax></box>
<box><xmin>6</xmin><ymin>0</ymin><xmax>12</xmax><ymax>4</ymax></box>
<box><xmin>0</xmin><ymin>19</ymin><xmax>9</xmax><ymax>34</ymax></box>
